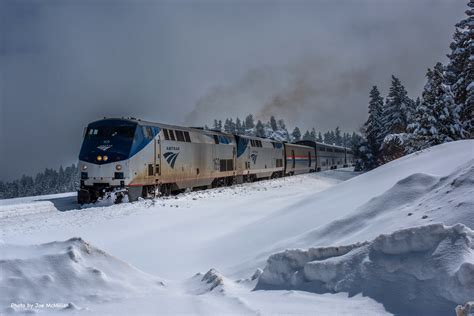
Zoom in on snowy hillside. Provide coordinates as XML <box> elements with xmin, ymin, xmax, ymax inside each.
<box><xmin>0</xmin><ymin>140</ymin><xmax>473</xmax><ymax>315</ymax></box>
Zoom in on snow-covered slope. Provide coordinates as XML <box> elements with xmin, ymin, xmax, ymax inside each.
<box><xmin>257</xmin><ymin>223</ymin><xmax>474</xmax><ymax>315</ymax></box>
<box><xmin>0</xmin><ymin>238</ymin><xmax>163</xmax><ymax>314</ymax></box>
<box><xmin>0</xmin><ymin>140</ymin><xmax>472</xmax><ymax>315</ymax></box>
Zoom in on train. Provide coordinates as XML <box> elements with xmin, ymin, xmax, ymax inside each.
<box><xmin>77</xmin><ymin>117</ymin><xmax>354</xmax><ymax>204</ymax></box>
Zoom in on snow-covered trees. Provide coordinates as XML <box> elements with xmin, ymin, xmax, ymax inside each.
<box><xmin>292</xmin><ymin>127</ymin><xmax>301</xmax><ymax>141</ymax></box>
<box><xmin>0</xmin><ymin>164</ymin><xmax>80</xmax><ymax>199</ymax></box>
<box><xmin>407</xmin><ymin>63</ymin><xmax>463</xmax><ymax>152</ymax></box>
<box><xmin>255</xmin><ymin>120</ymin><xmax>265</xmax><ymax>137</ymax></box>
<box><xmin>382</xmin><ymin>75</ymin><xmax>414</xmax><ymax>135</ymax></box>
<box><xmin>445</xmin><ymin>0</ymin><xmax>473</xmax><ymax>138</ymax></box>
<box><xmin>363</xmin><ymin>86</ymin><xmax>384</xmax><ymax>169</ymax></box>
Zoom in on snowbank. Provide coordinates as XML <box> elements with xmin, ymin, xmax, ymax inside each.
<box><xmin>257</xmin><ymin>223</ymin><xmax>474</xmax><ymax>315</ymax></box>
<box><xmin>0</xmin><ymin>238</ymin><xmax>163</xmax><ymax>314</ymax></box>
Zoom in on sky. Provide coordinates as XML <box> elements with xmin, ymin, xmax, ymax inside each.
<box><xmin>0</xmin><ymin>0</ymin><xmax>467</xmax><ymax>181</ymax></box>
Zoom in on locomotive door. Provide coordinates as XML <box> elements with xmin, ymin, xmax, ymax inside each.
<box><xmin>155</xmin><ymin>136</ymin><xmax>161</xmax><ymax>177</ymax></box>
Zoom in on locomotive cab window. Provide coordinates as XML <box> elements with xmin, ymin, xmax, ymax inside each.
<box><xmin>169</xmin><ymin>130</ymin><xmax>176</xmax><ymax>141</ymax></box>
<box><xmin>163</xmin><ymin>129</ymin><xmax>170</xmax><ymax>140</ymax></box>
<box><xmin>175</xmin><ymin>130</ymin><xmax>185</xmax><ymax>142</ymax></box>
<box><xmin>184</xmin><ymin>131</ymin><xmax>191</xmax><ymax>142</ymax></box>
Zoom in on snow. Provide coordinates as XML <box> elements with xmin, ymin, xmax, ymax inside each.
<box><xmin>0</xmin><ymin>238</ymin><xmax>163</xmax><ymax>314</ymax></box>
<box><xmin>0</xmin><ymin>140</ymin><xmax>473</xmax><ymax>315</ymax></box>
<box><xmin>257</xmin><ymin>223</ymin><xmax>474</xmax><ymax>315</ymax></box>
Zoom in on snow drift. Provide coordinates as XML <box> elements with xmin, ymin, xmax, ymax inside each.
<box><xmin>0</xmin><ymin>238</ymin><xmax>163</xmax><ymax>314</ymax></box>
<box><xmin>256</xmin><ymin>223</ymin><xmax>474</xmax><ymax>315</ymax></box>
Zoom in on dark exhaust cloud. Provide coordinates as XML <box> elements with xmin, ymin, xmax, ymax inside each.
<box><xmin>0</xmin><ymin>0</ymin><xmax>465</xmax><ymax>181</ymax></box>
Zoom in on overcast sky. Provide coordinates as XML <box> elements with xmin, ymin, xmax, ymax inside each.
<box><xmin>0</xmin><ymin>0</ymin><xmax>466</xmax><ymax>181</ymax></box>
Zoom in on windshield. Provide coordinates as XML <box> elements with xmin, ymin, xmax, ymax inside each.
<box><xmin>86</xmin><ymin>126</ymin><xmax>135</xmax><ymax>139</ymax></box>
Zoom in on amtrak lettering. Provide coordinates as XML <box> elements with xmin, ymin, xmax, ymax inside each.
<box><xmin>166</xmin><ymin>146</ymin><xmax>180</xmax><ymax>151</ymax></box>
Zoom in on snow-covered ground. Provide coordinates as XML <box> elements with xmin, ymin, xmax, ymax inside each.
<box><xmin>0</xmin><ymin>140</ymin><xmax>473</xmax><ymax>315</ymax></box>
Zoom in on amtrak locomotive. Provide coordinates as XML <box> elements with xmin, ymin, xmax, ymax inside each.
<box><xmin>77</xmin><ymin>118</ymin><xmax>354</xmax><ymax>204</ymax></box>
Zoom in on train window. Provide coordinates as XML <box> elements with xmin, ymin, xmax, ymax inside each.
<box><xmin>213</xmin><ymin>135</ymin><xmax>219</xmax><ymax>144</ymax></box>
<box><xmin>143</xmin><ymin>126</ymin><xmax>153</xmax><ymax>139</ymax></box>
<box><xmin>169</xmin><ymin>130</ymin><xmax>176</xmax><ymax>141</ymax></box>
<box><xmin>184</xmin><ymin>131</ymin><xmax>191</xmax><ymax>142</ymax></box>
<box><xmin>163</xmin><ymin>129</ymin><xmax>170</xmax><ymax>140</ymax></box>
<box><xmin>175</xmin><ymin>130</ymin><xmax>185</xmax><ymax>142</ymax></box>
<box><xmin>257</xmin><ymin>140</ymin><xmax>262</xmax><ymax>147</ymax></box>
<box><xmin>308</xmin><ymin>152</ymin><xmax>311</xmax><ymax>167</ymax></box>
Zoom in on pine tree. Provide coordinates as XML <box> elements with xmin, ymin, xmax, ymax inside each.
<box><xmin>382</xmin><ymin>75</ymin><xmax>413</xmax><ymax>136</ymax></box>
<box><xmin>236</xmin><ymin>118</ymin><xmax>243</xmax><ymax>134</ymax></box>
<box><xmin>408</xmin><ymin>63</ymin><xmax>461</xmax><ymax>151</ymax></box>
<box><xmin>292</xmin><ymin>127</ymin><xmax>301</xmax><ymax>141</ymax></box>
<box><xmin>317</xmin><ymin>132</ymin><xmax>323</xmax><ymax>143</ymax></box>
<box><xmin>310</xmin><ymin>128</ymin><xmax>316</xmax><ymax>141</ymax></box>
<box><xmin>270</xmin><ymin>116</ymin><xmax>278</xmax><ymax>131</ymax></box>
<box><xmin>213</xmin><ymin>119</ymin><xmax>219</xmax><ymax>130</ymax></box>
<box><xmin>245</xmin><ymin>114</ymin><xmax>255</xmax><ymax>129</ymax></box>
<box><xmin>445</xmin><ymin>1</ymin><xmax>473</xmax><ymax>137</ymax></box>
<box><xmin>302</xmin><ymin>130</ymin><xmax>311</xmax><ymax>141</ymax></box>
<box><xmin>334</xmin><ymin>127</ymin><xmax>342</xmax><ymax>146</ymax></box>
<box><xmin>255</xmin><ymin>120</ymin><xmax>265</xmax><ymax>137</ymax></box>
<box><xmin>364</xmin><ymin>86</ymin><xmax>384</xmax><ymax>167</ymax></box>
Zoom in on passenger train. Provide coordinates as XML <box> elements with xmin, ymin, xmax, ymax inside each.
<box><xmin>77</xmin><ymin>118</ymin><xmax>354</xmax><ymax>204</ymax></box>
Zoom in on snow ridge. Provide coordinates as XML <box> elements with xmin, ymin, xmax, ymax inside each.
<box><xmin>256</xmin><ymin>223</ymin><xmax>474</xmax><ymax>315</ymax></box>
<box><xmin>0</xmin><ymin>238</ymin><xmax>164</xmax><ymax>313</ymax></box>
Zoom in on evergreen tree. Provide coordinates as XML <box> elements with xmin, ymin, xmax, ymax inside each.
<box><xmin>445</xmin><ymin>1</ymin><xmax>473</xmax><ymax>137</ymax></box>
<box><xmin>217</xmin><ymin>120</ymin><xmax>223</xmax><ymax>131</ymax></box>
<box><xmin>255</xmin><ymin>120</ymin><xmax>265</xmax><ymax>137</ymax></box>
<box><xmin>334</xmin><ymin>127</ymin><xmax>342</xmax><ymax>146</ymax></box>
<box><xmin>364</xmin><ymin>86</ymin><xmax>384</xmax><ymax>168</ymax></box>
<box><xmin>277</xmin><ymin>119</ymin><xmax>286</xmax><ymax>130</ymax></box>
<box><xmin>310</xmin><ymin>128</ymin><xmax>316</xmax><ymax>141</ymax></box>
<box><xmin>292</xmin><ymin>127</ymin><xmax>301</xmax><ymax>141</ymax></box>
<box><xmin>408</xmin><ymin>63</ymin><xmax>462</xmax><ymax>151</ymax></box>
<box><xmin>270</xmin><ymin>116</ymin><xmax>278</xmax><ymax>131</ymax></box>
<box><xmin>245</xmin><ymin>114</ymin><xmax>255</xmax><ymax>129</ymax></box>
<box><xmin>317</xmin><ymin>132</ymin><xmax>323</xmax><ymax>143</ymax></box>
<box><xmin>381</xmin><ymin>75</ymin><xmax>413</xmax><ymax>136</ymax></box>
<box><xmin>329</xmin><ymin>131</ymin><xmax>336</xmax><ymax>144</ymax></box>
<box><xmin>213</xmin><ymin>119</ymin><xmax>219</xmax><ymax>130</ymax></box>
<box><xmin>235</xmin><ymin>118</ymin><xmax>243</xmax><ymax>134</ymax></box>
<box><xmin>302</xmin><ymin>130</ymin><xmax>312</xmax><ymax>141</ymax></box>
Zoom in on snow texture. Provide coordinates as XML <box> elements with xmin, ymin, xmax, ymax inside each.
<box><xmin>257</xmin><ymin>223</ymin><xmax>474</xmax><ymax>315</ymax></box>
<box><xmin>0</xmin><ymin>238</ymin><xmax>163</xmax><ymax>314</ymax></box>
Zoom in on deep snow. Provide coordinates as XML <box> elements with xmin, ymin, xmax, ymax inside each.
<box><xmin>257</xmin><ymin>223</ymin><xmax>474</xmax><ymax>315</ymax></box>
<box><xmin>0</xmin><ymin>140</ymin><xmax>473</xmax><ymax>315</ymax></box>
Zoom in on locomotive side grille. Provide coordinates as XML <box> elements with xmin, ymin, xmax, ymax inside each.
<box><xmin>220</xmin><ymin>159</ymin><xmax>234</xmax><ymax>172</ymax></box>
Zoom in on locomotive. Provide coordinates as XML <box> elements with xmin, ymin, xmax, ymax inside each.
<box><xmin>77</xmin><ymin>118</ymin><xmax>354</xmax><ymax>204</ymax></box>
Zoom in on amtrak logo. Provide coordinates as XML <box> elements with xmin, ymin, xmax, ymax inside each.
<box><xmin>163</xmin><ymin>152</ymin><xmax>179</xmax><ymax>168</ymax></box>
<box><xmin>97</xmin><ymin>145</ymin><xmax>112</xmax><ymax>151</ymax></box>
<box><xmin>250</xmin><ymin>152</ymin><xmax>258</xmax><ymax>164</ymax></box>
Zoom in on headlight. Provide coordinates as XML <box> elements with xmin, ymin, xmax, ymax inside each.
<box><xmin>103</xmin><ymin>155</ymin><xmax>108</xmax><ymax>162</ymax></box>
<box><xmin>116</xmin><ymin>164</ymin><xmax>122</xmax><ymax>171</ymax></box>
<box><xmin>97</xmin><ymin>155</ymin><xmax>102</xmax><ymax>161</ymax></box>
<box><xmin>82</xmin><ymin>165</ymin><xmax>88</xmax><ymax>170</ymax></box>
